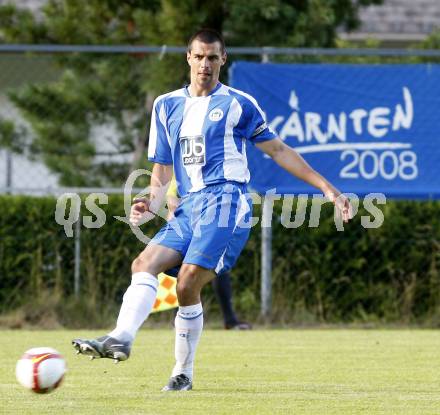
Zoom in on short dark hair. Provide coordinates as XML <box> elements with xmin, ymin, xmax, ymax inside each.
<box><xmin>187</xmin><ymin>28</ymin><xmax>226</xmax><ymax>54</ymax></box>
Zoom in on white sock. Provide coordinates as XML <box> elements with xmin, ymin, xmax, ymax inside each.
<box><xmin>171</xmin><ymin>303</ymin><xmax>204</xmax><ymax>381</ymax></box>
<box><xmin>108</xmin><ymin>272</ymin><xmax>158</xmax><ymax>343</ymax></box>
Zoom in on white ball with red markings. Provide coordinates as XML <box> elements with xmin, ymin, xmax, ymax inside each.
<box><xmin>16</xmin><ymin>347</ymin><xmax>66</xmax><ymax>394</ymax></box>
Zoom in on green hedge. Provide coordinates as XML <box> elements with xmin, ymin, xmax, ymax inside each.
<box><xmin>0</xmin><ymin>195</ymin><xmax>439</xmax><ymax>327</ymax></box>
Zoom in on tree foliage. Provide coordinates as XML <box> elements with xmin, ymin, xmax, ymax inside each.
<box><xmin>0</xmin><ymin>0</ymin><xmax>382</xmax><ymax>186</ymax></box>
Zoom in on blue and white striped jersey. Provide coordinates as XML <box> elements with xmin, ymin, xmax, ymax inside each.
<box><xmin>148</xmin><ymin>82</ymin><xmax>276</xmax><ymax>196</ymax></box>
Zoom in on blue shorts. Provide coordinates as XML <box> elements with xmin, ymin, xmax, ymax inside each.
<box><xmin>150</xmin><ymin>182</ymin><xmax>252</xmax><ymax>275</ymax></box>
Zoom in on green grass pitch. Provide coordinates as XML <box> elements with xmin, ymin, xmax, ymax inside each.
<box><xmin>1</xmin><ymin>329</ymin><xmax>440</xmax><ymax>414</ymax></box>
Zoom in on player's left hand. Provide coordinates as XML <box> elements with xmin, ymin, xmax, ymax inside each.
<box><xmin>326</xmin><ymin>191</ymin><xmax>353</xmax><ymax>223</ymax></box>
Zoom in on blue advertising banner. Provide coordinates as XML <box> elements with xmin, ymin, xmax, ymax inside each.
<box><xmin>230</xmin><ymin>62</ymin><xmax>440</xmax><ymax>198</ymax></box>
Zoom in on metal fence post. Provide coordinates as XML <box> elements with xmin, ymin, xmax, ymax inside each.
<box><xmin>260</xmin><ymin>48</ymin><xmax>272</xmax><ymax>320</ymax></box>
<box><xmin>261</xmin><ymin>197</ymin><xmax>272</xmax><ymax>320</ymax></box>
<box><xmin>74</xmin><ymin>214</ymin><xmax>81</xmax><ymax>297</ymax></box>
<box><xmin>5</xmin><ymin>150</ymin><xmax>12</xmax><ymax>193</ymax></box>
<box><xmin>261</xmin><ymin>46</ymin><xmax>271</xmax><ymax>63</ymax></box>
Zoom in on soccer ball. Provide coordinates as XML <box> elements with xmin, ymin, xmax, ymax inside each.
<box><xmin>16</xmin><ymin>347</ymin><xmax>66</xmax><ymax>394</ymax></box>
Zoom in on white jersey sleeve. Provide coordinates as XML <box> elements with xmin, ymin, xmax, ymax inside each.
<box><xmin>148</xmin><ymin>96</ymin><xmax>173</xmax><ymax>165</ymax></box>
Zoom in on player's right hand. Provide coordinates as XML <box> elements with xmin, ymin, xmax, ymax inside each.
<box><xmin>129</xmin><ymin>197</ymin><xmax>152</xmax><ymax>226</ymax></box>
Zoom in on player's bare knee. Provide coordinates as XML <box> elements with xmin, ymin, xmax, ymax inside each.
<box><xmin>176</xmin><ymin>266</ymin><xmax>202</xmax><ymax>300</ymax></box>
<box><xmin>131</xmin><ymin>255</ymin><xmax>157</xmax><ymax>275</ymax></box>
<box><xmin>131</xmin><ymin>255</ymin><xmax>146</xmax><ymax>273</ymax></box>
<box><xmin>176</xmin><ymin>274</ymin><xmax>196</xmax><ymax>296</ymax></box>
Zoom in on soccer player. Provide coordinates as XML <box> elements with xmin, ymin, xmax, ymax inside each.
<box><xmin>72</xmin><ymin>28</ymin><xmax>352</xmax><ymax>391</ymax></box>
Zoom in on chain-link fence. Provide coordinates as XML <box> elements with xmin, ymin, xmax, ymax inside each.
<box><xmin>1</xmin><ymin>45</ymin><xmax>440</xmax><ymax>194</ymax></box>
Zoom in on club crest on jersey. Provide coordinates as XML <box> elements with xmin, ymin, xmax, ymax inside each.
<box><xmin>180</xmin><ymin>135</ymin><xmax>206</xmax><ymax>166</ymax></box>
<box><xmin>208</xmin><ymin>108</ymin><xmax>224</xmax><ymax>122</ymax></box>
